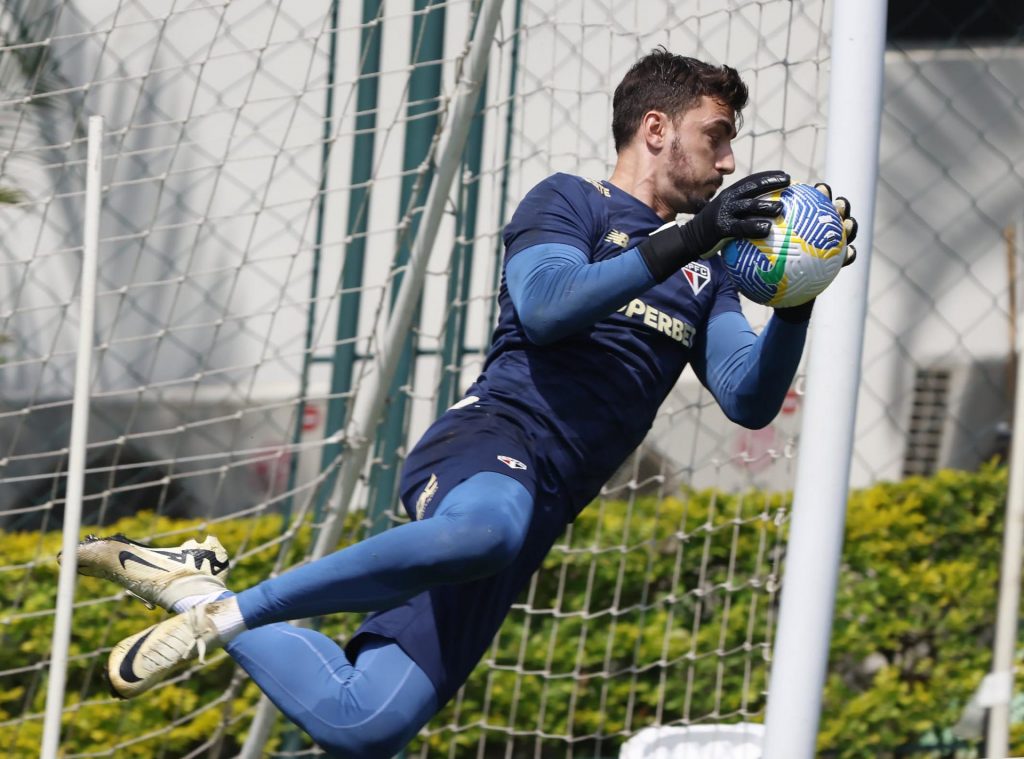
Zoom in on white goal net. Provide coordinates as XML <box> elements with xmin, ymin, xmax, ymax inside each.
<box><xmin>0</xmin><ymin>0</ymin><xmax>832</xmax><ymax>756</ymax></box>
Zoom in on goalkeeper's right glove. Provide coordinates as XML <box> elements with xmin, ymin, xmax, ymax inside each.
<box><xmin>637</xmin><ymin>170</ymin><xmax>791</xmax><ymax>283</ymax></box>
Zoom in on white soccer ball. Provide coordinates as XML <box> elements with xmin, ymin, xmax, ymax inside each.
<box><xmin>720</xmin><ymin>183</ymin><xmax>847</xmax><ymax>308</ymax></box>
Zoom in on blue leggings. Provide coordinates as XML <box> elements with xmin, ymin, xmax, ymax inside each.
<box><xmin>224</xmin><ymin>471</ymin><xmax>533</xmax><ymax>758</ymax></box>
<box><xmin>226</xmin><ymin>632</ymin><xmax>436</xmax><ymax>759</ymax></box>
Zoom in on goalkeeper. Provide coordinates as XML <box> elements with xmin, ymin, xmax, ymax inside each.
<box><xmin>69</xmin><ymin>48</ymin><xmax>857</xmax><ymax>758</ymax></box>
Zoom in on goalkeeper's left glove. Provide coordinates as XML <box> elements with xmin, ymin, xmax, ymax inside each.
<box><xmin>772</xmin><ymin>181</ymin><xmax>859</xmax><ymax>324</ymax></box>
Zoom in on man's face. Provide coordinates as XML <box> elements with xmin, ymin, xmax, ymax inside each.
<box><xmin>661</xmin><ymin>96</ymin><xmax>737</xmax><ymax>214</ymax></box>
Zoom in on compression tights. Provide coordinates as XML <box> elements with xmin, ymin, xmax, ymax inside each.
<box><xmin>221</xmin><ymin>471</ymin><xmax>533</xmax><ymax>758</ymax></box>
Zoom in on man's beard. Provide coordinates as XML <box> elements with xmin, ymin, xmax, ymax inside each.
<box><xmin>669</xmin><ymin>136</ymin><xmax>718</xmax><ymax>213</ymax></box>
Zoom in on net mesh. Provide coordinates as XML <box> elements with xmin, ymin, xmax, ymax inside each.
<box><xmin>0</xmin><ymin>0</ymin><xmax>835</xmax><ymax>756</ymax></box>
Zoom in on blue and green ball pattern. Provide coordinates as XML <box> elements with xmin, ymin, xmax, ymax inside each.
<box><xmin>721</xmin><ymin>183</ymin><xmax>847</xmax><ymax>308</ymax></box>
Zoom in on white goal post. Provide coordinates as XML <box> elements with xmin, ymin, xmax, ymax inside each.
<box><xmin>40</xmin><ymin>114</ymin><xmax>105</xmax><ymax>759</ymax></box>
<box><xmin>762</xmin><ymin>1</ymin><xmax>886</xmax><ymax>756</ymax></box>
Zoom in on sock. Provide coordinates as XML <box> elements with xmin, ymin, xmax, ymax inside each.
<box><xmin>204</xmin><ymin>595</ymin><xmax>247</xmax><ymax>643</ymax></box>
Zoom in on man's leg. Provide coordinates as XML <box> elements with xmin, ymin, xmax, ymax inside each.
<box><xmin>235</xmin><ymin>470</ymin><xmax>533</xmax><ymax>624</ymax></box>
<box><xmin>225</xmin><ymin>630</ymin><xmax>436</xmax><ymax>759</ymax></box>
<box><xmin>106</xmin><ymin>471</ymin><xmax>534</xmax><ymax>702</ymax></box>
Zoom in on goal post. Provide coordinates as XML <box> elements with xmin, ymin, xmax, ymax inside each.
<box><xmin>761</xmin><ymin>1</ymin><xmax>887</xmax><ymax>756</ymax></box>
<box><xmin>0</xmin><ymin>1</ymin><xmax>870</xmax><ymax>757</ymax></box>
<box><xmin>39</xmin><ymin>114</ymin><xmax>105</xmax><ymax>759</ymax></box>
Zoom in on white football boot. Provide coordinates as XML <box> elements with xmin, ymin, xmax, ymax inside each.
<box><xmin>63</xmin><ymin>533</ymin><xmax>229</xmax><ymax>611</ymax></box>
<box><xmin>107</xmin><ymin>602</ymin><xmax>225</xmax><ymax>699</ymax></box>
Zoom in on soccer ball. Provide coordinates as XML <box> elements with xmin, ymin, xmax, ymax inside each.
<box><xmin>720</xmin><ymin>183</ymin><xmax>847</xmax><ymax>308</ymax></box>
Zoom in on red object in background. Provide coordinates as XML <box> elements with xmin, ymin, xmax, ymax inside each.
<box><xmin>734</xmin><ymin>426</ymin><xmax>778</xmax><ymax>473</ymax></box>
<box><xmin>781</xmin><ymin>389</ymin><xmax>800</xmax><ymax>415</ymax></box>
<box><xmin>302</xmin><ymin>404</ymin><xmax>321</xmax><ymax>431</ymax></box>
<box><xmin>253</xmin><ymin>448</ymin><xmax>291</xmax><ymax>495</ymax></box>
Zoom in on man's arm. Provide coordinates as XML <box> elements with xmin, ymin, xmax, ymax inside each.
<box><xmin>504</xmin><ymin>170</ymin><xmax>791</xmax><ymax>344</ymax></box>
<box><xmin>505</xmin><ymin>242</ymin><xmax>655</xmax><ymax>345</ymax></box>
<box><xmin>690</xmin><ymin>309</ymin><xmax>809</xmax><ymax>429</ymax></box>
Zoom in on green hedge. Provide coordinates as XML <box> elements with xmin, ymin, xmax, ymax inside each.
<box><xmin>0</xmin><ymin>513</ymin><xmax>332</xmax><ymax>757</ymax></box>
<box><xmin>0</xmin><ymin>465</ymin><xmax>1012</xmax><ymax>757</ymax></box>
<box><xmin>822</xmin><ymin>464</ymin><xmax>1014</xmax><ymax>757</ymax></box>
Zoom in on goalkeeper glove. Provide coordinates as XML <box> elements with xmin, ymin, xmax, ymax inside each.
<box><xmin>813</xmin><ymin>182</ymin><xmax>858</xmax><ymax>266</ymax></box>
<box><xmin>773</xmin><ymin>182</ymin><xmax>860</xmax><ymax>323</ymax></box>
<box><xmin>637</xmin><ymin>170</ymin><xmax>791</xmax><ymax>283</ymax></box>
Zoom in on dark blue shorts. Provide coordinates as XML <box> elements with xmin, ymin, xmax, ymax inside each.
<box><xmin>345</xmin><ymin>400</ymin><xmax>569</xmax><ymax>707</ymax></box>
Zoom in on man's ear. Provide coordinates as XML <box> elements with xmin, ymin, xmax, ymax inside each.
<box><xmin>640</xmin><ymin>110</ymin><xmax>669</xmax><ymax>150</ymax></box>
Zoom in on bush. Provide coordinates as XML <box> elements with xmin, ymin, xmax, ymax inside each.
<box><xmin>1</xmin><ymin>513</ymin><xmax>301</xmax><ymax>756</ymax></box>
<box><xmin>821</xmin><ymin>464</ymin><xmax>1008</xmax><ymax>758</ymax></box>
<box><xmin>0</xmin><ymin>466</ymin><xmax>1010</xmax><ymax>757</ymax></box>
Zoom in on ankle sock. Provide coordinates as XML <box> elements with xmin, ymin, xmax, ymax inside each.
<box><xmin>204</xmin><ymin>595</ymin><xmax>247</xmax><ymax>643</ymax></box>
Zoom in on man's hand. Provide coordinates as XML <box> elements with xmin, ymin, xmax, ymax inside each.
<box><xmin>637</xmin><ymin>170</ymin><xmax>791</xmax><ymax>283</ymax></box>
<box><xmin>774</xmin><ymin>182</ymin><xmax>860</xmax><ymax>324</ymax></box>
<box><xmin>813</xmin><ymin>182</ymin><xmax>858</xmax><ymax>267</ymax></box>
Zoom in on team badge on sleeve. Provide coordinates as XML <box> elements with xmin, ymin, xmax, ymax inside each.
<box><xmin>497</xmin><ymin>455</ymin><xmax>527</xmax><ymax>471</ymax></box>
<box><xmin>682</xmin><ymin>261</ymin><xmax>711</xmax><ymax>295</ymax></box>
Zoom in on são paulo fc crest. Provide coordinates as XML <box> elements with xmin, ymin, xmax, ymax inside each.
<box><xmin>682</xmin><ymin>262</ymin><xmax>711</xmax><ymax>295</ymax></box>
<box><xmin>497</xmin><ymin>455</ymin><xmax>527</xmax><ymax>471</ymax></box>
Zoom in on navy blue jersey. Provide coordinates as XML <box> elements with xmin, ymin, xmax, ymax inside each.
<box><xmin>469</xmin><ymin>172</ymin><xmax>742</xmax><ymax>512</ymax></box>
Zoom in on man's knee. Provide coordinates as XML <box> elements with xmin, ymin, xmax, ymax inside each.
<box><xmin>438</xmin><ymin>472</ymin><xmax>532</xmax><ymax>576</ymax></box>
<box><xmin>455</xmin><ymin>504</ymin><xmax>526</xmax><ymax>570</ymax></box>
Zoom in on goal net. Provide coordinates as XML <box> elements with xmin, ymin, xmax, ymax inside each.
<box><xmin>0</xmin><ymin>0</ymin><xmax>831</xmax><ymax>756</ymax></box>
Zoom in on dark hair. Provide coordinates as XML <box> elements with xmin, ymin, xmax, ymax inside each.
<box><xmin>611</xmin><ymin>47</ymin><xmax>748</xmax><ymax>152</ymax></box>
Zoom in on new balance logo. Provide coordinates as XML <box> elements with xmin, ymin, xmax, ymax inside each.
<box><xmin>604</xmin><ymin>229</ymin><xmax>630</xmax><ymax>248</ymax></box>
<box><xmin>584</xmin><ymin>177</ymin><xmax>610</xmax><ymax>197</ymax></box>
<box><xmin>497</xmin><ymin>455</ymin><xmax>527</xmax><ymax>471</ymax></box>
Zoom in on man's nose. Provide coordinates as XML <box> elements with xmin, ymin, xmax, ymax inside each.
<box><xmin>716</xmin><ymin>147</ymin><xmax>736</xmax><ymax>175</ymax></box>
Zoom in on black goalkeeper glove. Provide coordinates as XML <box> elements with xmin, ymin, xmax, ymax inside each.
<box><xmin>637</xmin><ymin>170</ymin><xmax>791</xmax><ymax>283</ymax></box>
<box><xmin>773</xmin><ymin>182</ymin><xmax>860</xmax><ymax>324</ymax></box>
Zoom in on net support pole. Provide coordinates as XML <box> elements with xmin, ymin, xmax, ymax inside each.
<box><xmin>238</xmin><ymin>2</ymin><xmax>505</xmax><ymax>755</ymax></box>
<box><xmin>987</xmin><ymin>216</ymin><xmax>1024</xmax><ymax>759</ymax></box>
<box><xmin>313</xmin><ymin>0</ymin><xmax>384</xmax><ymax>528</ymax></box>
<box><xmin>40</xmin><ymin>115</ymin><xmax>104</xmax><ymax>759</ymax></box>
<box><xmin>761</xmin><ymin>3</ymin><xmax>886</xmax><ymax>758</ymax></box>
<box><xmin>368</xmin><ymin>0</ymin><xmax>447</xmax><ymax>527</ymax></box>
<box><xmin>311</xmin><ymin>0</ymin><xmax>504</xmax><ymax>561</ymax></box>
